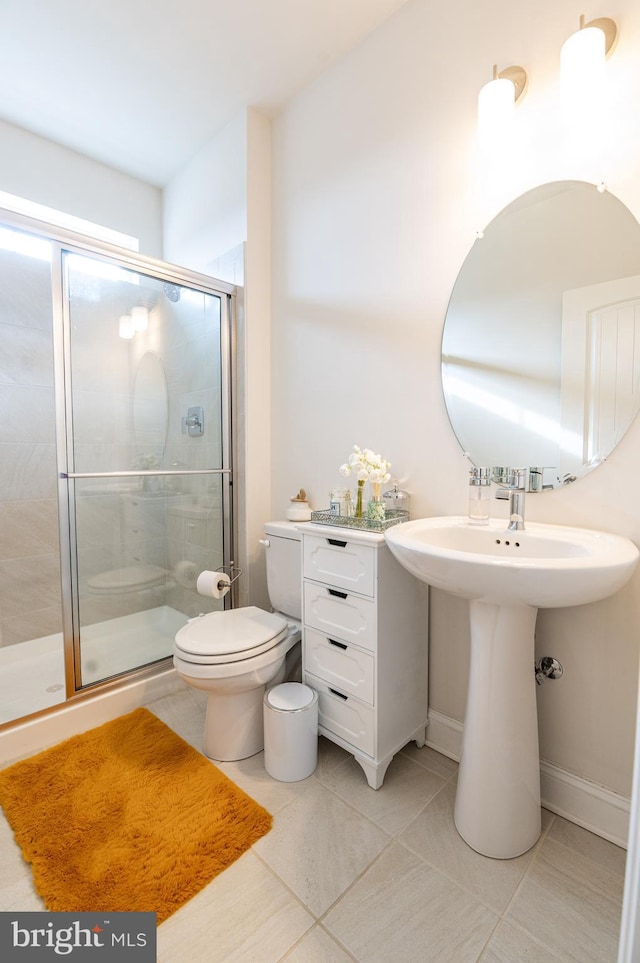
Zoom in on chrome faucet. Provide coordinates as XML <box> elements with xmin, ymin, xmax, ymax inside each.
<box><xmin>493</xmin><ymin>467</ymin><xmax>527</xmax><ymax>531</ymax></box>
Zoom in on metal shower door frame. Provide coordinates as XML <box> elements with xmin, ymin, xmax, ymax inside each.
<box><xmin>40</xmin><ymin>226</ymin><xmax>237</xmax><ymax>698</ymax></box>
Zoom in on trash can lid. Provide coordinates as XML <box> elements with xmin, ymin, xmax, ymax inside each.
<box><xmin>267</xmin><ymin>682</ymin><xmax>316</xmax><ymax>711</ymax></box>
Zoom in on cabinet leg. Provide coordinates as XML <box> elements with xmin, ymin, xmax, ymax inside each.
<box><xmin>354</xmin><ymin>754</ymin><xmax>392</xmax><ymax>790</ymax></box>
<box><xmin>413</xmin><ymin>726</ymin><xmax>427</xmax><ymax>749</ymax></box>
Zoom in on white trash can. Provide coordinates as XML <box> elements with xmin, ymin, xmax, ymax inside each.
<box><xmin>263</xmin><ymin>682</ymin><xmax>318</xmax><ymax>782</ymax></box>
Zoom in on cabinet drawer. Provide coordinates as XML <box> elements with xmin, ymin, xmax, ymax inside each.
<box><xmin>305</xmin><ymin>673</ymin><xmax>375</xmax><ymax>756</ymax></box>
<box><xmin>304</xmin><ymin>627</ymin><xmax>374</xmax><ymax>705</ymax></box>
<box><xmin>303</xmin><ymin>534</ymin><xmax>376</xmax><ymax>597</ymax></box>
<box><xmin>303</xmin><ymin>581</ymin><xmax>377</xmax><ymax>652</ymax></box>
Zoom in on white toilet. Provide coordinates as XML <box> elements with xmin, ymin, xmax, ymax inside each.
<box><xmin>172</xmin><ymin>521</ymin><xmax>302</xmax><ymax>761</ymax></box>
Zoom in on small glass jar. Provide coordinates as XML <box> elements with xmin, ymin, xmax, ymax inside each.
<box><xmin>329</xmin><ymin>488</ymin><xmax>349</xmax><ymax>515</ymax></box>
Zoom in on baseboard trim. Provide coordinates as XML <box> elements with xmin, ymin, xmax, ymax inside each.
<box><xmin>0</xmin><ymin>667</ymin><xmax>182</xmax><ymax>764</ymax></box>
<box><xmin>426</xmin><ymin>708</ymin><xmax>630</xmax><ymax>848</ymax></box>
<box><xmin>425</xmin><ymin>707</ymin><xmax>464</xmax><ymax>762</ymax></box>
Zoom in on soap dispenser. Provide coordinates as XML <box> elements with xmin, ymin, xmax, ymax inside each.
<box><xmin>383</xmin><ymin>482</ymin><xmax>411</xmax><ymax>518</ymax></box>
<box><xmin>468</xmin><ymin>467</ymin><xmax>491</xmax><ymax>524</ymax></box>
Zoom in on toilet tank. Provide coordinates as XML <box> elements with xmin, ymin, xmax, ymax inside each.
<box><xmin>263</xmin><ymin>521</ymin><xmax>302</xmax><ymax>620</ymax></box>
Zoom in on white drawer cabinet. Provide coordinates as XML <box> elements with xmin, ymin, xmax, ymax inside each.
<box><xmin>300</xmin><ymin>523</ymin><xmax>429</xmax><ymax>789</ymax></box>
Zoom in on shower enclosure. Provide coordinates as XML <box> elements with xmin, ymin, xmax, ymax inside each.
<box><xmin>0</xmin><ymin>210</ymin><xmax>236</xmax><ymax>727</ymax></box>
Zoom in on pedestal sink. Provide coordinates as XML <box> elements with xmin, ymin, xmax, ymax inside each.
<box><xmin>385</xmin><ymin>516</ymin><xmax>639</xmax><ymax>859</ymax></box>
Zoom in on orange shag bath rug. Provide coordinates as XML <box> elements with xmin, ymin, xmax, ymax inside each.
<box><xmin>0</xmin><ymin>707</ymin><xmax>272</xmax><ymax>923</ymax></box>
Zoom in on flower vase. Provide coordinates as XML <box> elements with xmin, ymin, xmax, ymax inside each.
<box><xmin>368</xmin><ymin>481</ymin><xmax>386</xmax><ymax>523</ymax></box>
<box><xmin>354</xmin><ymin>480</ymin><xmax>366</xmax><ymax>518</ymax></box>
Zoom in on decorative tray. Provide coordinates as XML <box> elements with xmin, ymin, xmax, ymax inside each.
<box><xmin>309</xmin><ymin>509</ymin><xmax>409</xmax><ymax>533</ymax></box>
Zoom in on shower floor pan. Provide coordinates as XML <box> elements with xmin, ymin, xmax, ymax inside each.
<box><xmin>0</xmin><ymin>605</ymin><xmax>187</xmax><ymax>725</ymax></box>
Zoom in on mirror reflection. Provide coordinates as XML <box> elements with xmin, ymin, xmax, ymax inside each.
<box><xmin>442</xmin><ymin>181</ymin><xmax>640</xmax><ymax>487</ymax></box>
<box><xmin>132</xmin><ymin>351</ymin><xmax>168</xmax><ymax>461</ymax></box>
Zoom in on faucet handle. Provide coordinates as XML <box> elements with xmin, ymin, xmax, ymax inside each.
<box><xmin>492</xmin><ymin>467</ymin><xmax>527</xmax><ymax>489</ymax></box>
<box><xmin>493</xmin><ymin>466</ymin><xmax>557</xmax><ymax>491</ymax></box>
<box><xmin>492</xmin><ymin>467</ymin><xmax>517</xmax><ymax>486</ymax></box>
<box><xmin>528</xmin><ymin>467</ymin><xmax>558</xmax><ymax>491</ymax></box>
<box><xmin>469</xmin><ymin>466</ymin><xmax>492</xmax><ymax>486</ymax></box>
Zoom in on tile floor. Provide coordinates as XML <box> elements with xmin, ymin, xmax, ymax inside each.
<box><xmin>0</xmin><ymin>687</ymin><xmax>628</xmax><ymax>962</ymax></box>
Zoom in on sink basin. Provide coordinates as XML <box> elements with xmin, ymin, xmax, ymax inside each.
<box><xmin>386</xmin><ymin>516</ymin><xmax>639</xmax><ymax>859</ymax></box>
<box><xmin>385</xmin><ymin>516</ymin><xmax>639</xmax><ymax>608</ymax></box>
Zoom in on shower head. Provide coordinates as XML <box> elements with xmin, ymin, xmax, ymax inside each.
<box><xmin>163</xmin><ymin>282</ymin><xmax>181</xmax><ymax>302</ymax></box>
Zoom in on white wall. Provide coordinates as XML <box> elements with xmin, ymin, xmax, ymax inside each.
<box><xmin>162</xmin><ymin>111</ymin><xmax>248</xmax><ymax>275</ymax></box>
<box><xmin>163</xmin><ymin>108</ymin><xmax>272</xmax><ymax>609</ymax></box>
<box><xmin>242</xmin><ymin>110</ymin><xmax>273</xmax><ymax>608</ymax></box>
<box><xmin>271</xmin><ymin>0</ymin><xmax>640</xmax><ymax>800</ymax></box>
<box><xmin>0</xmin><ymin>118</ymin><xmax>162</xmax><ymax>255</ymax></box>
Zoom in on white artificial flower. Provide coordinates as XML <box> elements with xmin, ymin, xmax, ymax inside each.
<box><xmin>339</xmin><ymin>445</ymin><xmax>391</xmax><ymax>483</ymax></box>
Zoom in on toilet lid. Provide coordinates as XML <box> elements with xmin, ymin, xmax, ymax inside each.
<box><xmin>174</xmin><ymin>606</ymin><xmax>289</xmax><ymax>661</ymax></box>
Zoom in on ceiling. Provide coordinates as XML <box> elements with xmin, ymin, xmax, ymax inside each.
<box><xmin>0</xmin><ymin>0</ymin><xmax>411</xmax><ymax>187</ymax></box>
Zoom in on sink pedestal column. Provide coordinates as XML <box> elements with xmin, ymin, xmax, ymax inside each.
<box><xmin>454</xmin><ymin>600</ymin><xmax>541</xmax><ymax>859</ymax></box>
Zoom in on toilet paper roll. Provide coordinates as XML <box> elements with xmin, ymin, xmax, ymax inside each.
<box><xmin>175</xmin><ymin>560</ymin><xmax>199</xmax><ymax>589</ymax></box>
<box><xmin>196</xmin><ymin>570</ymin><xmax>231</xmax><ymax>599</ymax></box>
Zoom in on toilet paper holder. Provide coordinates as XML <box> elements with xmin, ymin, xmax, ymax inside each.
<box><xmin>196</xmin><ymin>563</ymin><xmax>243</xmax><ymax>600</ymax></box>
<box><xmin>214</xmin><ymin>563</ymin><xmax>242</xmax><ymax>589</ymax></box>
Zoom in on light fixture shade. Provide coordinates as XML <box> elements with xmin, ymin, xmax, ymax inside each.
<box><xmin>478</xmin><ymin>76</ymin><xmax>516</xmax><ymax>135</ymax></box>
<box><xmin>131</xmin><ymin>305</ymin><xmax>149</xmax><ymax>332</ymax></box>
<box><xmin>477</xmin><ymin>65</ymin><xmax>527</xmax><ymax>146</ymax></box>
<box><xmin>561</xmin><ymin>24</ymin><xmax>606</xmax><ymax>95</ymax></box>
<box><xmin>119</xmin><ymin>314</ymin><xmax>135</xmax><ymax>339</ymax></box>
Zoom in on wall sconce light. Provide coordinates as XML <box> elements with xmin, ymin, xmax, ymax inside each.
<box><xmin>561</xmin><ymin>15</ymin><xmax>617</xmax><ymax>94</ymax></box>
<box><xmin>119</xmin><ymin>314</ymin><xmax>135</xmax><ymax>339</ymax></box>
<box><xmin>131</xmin><ymin>305</ymin><xmax>149</xmax><ymax>332</ymax></box>
<box><xmin>478</xmin><ymin>64</ymin><xmax>528</xmax><ymax>139</ymax></box>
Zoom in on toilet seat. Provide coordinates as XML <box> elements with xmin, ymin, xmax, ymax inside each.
<box><xmin>174</xmin><ymin>606</ymin><xmax>289</xmax><ymax>665</ymax></box>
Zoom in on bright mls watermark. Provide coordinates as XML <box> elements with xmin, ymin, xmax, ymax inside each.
<box><xmin>0</xmin><ymin>912</ymin><xmax>156</xmax><ymax>960</ymax></box>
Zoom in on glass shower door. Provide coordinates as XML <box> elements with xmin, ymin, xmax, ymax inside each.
<box><xmin>0</xmin><ymin>227</ymin><xmax>66</xmax><ymax>721</ymax></box>
<box><xmin>61</xmin><ymin>251</ymin><xmax>232</xmax><ymax>688</ymax></box>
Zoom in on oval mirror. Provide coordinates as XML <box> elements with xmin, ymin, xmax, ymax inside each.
<box><xmin>132</xmin><ymin>352</ymin><xmax>168</xmax><ymax>460</ymax></box>
<box><xmin>442</xmin><ymin>181</ymin><xmax>640</xmax><ymax>487</ymax></box>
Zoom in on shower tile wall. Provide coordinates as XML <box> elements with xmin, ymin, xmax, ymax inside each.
<box><xmin>0</xmin><ymin>247</ymin><xmax>62</xmax><ymax>648</ymax></box>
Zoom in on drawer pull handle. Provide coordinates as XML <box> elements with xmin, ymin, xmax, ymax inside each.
<box><xmin>328</xmin><ymin>588</ymin><xmax>348</xmax><ymax>599</ymax></box>
<box><xmin>328</xmin><ymin>638</ymin><xmax>348</xmax><ymax>650</ymax></box>
<box><xmin>327</xmin><ymin>538</ymin><xmax>348</xmax><ymax>547</ymax></box>
<box><xmin>329</xmin><ymin>687</ymin><xmax>348</xmax><ymax>701</ymax></box>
